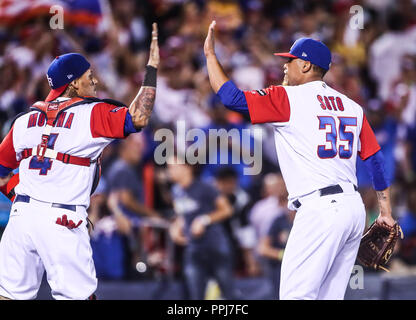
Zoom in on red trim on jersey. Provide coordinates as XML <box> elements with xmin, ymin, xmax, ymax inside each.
<box><xmin>21</xmin><ymin>148</ymin><xmax>91</xmax><ymax>167</ymax></box>
<box><xmin>243</xmin><ymin>86</ymin><xmax>290</xmax><ymax>124</ymax></box>
<box><xmin>0</xmin><ymin>126</ymin><xmax>18</xmax><ymax>170</ymax></box>
<box><xmin>90</xmin><ymin>103</ymin><xmax>128</xmax><ymax>138</ymax></box>
<box><xmin>359</xmin><ymin>114</ymin><xmax>381</xmax><ymax>160</ymax></box>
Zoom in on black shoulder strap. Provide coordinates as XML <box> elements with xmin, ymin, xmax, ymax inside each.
<box><xmin>82</xmin><ymin>97</ymin><xmax>127</xmax><ymax>108</ymax></box>
<box><xmin>100</xmin><ymin>98</ymin><xmax>127</xmax><ymax>108</ymax></box>
<box><xmin>29</xmin><ymin>97</ymin><xmax>98</xmax><ymax>126</ymax></box>
<box><xmin>9</xmin><ymin>111</ymin><xmax>29</xmax><ymax>129</ymax></box>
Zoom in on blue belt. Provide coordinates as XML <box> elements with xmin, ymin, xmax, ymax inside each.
<box><xmin>293</xmin><ymin>184</ymin><xmax>358</xmax><ymax>209</ymax></box>
<box><xmin>14</xmin><ymin>195</ymin><xmax>77</xmax><ymax>212</ymax></box>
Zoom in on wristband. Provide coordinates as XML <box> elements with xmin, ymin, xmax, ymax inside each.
<box><xmin>199</xmin><ymin>215</ymin><xmax>212</xmax><ymax>226</ymax></box>
<box><xmin>142</xmin><ymin>65</ymin><xmax>157</xmax><ymax>87</ymax></box>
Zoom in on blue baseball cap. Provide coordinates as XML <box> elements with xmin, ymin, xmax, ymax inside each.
<box><xmin>45</xmin><ymin>53</ymin><xmax>91</xmax><ymax>102</ymax></box>
<box><xmin>274</xmin><ymin>38</ymin><xmax>331</xmax><ymax>71</ymax></box>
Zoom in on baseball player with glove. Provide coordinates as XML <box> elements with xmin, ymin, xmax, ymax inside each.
<box><xmin>0</xmin><ymin>24</ymin><xmax>159</xmax><ymax>300</ymax></box>
<box><xmin>204</xmin><ymin>21</ymin><xmax>401</xmax><ymax>299</ymax></box>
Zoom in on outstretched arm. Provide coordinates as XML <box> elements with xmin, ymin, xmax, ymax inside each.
<box><xmin>204</xmin><ymin>21</ymin><xmax>229</xmax><ymax>93</ymax></box>
<box><xmin>129</xmin><ymin>23</ymin><xmax>159</xmax><ymax>129</ymax></box>
<box><xmin>204</xmin><ymin>21</ymin><xmax>249</xmax><ymax>116</ymax></box>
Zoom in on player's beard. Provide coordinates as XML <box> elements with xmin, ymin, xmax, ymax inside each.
<box><xmin>282</xmin><ymin>74</ymin><xmax>289</xmax><ymax>86</ymax></box>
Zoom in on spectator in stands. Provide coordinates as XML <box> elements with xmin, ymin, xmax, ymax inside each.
<box><xmin>106</xmin><ymin>134</ymin><xmax>161</xmax><ymax>224</ymax></box>
<box><xmin>106</xmin><ymin>134</ymin><xmax>163</xmax><ymax>276</ymax></box>
<box><xmin>249</xmin><ymin>173</ymin><xmax>288</xmax><ymax>243</ymax></box>
<box><xmin>89</xmin><ymin>188</ymin><xmax>132</xmax><ymax>280</ymax></box>
<box><xmin>257</xmin><ymin>208</ymin><xmax>294</xmax><ymax>299</ymax></box>
<box><xmin>167</xmin><ymin>154</ymin><xmax>238</xmax><ymax>299</ymax></box>
<box><xmin>369</xmin><ymin>10</ymin><xmax>416</xmax><ymax>102</ymax></box>
<box><xmin>214</xmin><ymin>166</ymin><xmax>259</xmax><ymax>276</ymax></box>
<box><xmin>398</xmin><ymin>183</ymin><xmax>416</xmax><ymax>265</ymax></box>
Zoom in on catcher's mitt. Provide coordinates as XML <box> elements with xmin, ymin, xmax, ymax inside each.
<box><xmin>357</xmin><ymin>220</ymin><xmax>403</xmax><ymax>272</ymax></box>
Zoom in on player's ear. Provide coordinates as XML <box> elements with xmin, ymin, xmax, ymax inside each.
<box><xmin>302</xmin><ymin>61</ymin><xmax>312</xmax><ymax>73</ymax></box>
<box><xmin>69</xmin><ymin>79</ymin><xmax>79</xmax><ymax>92</ymax></box>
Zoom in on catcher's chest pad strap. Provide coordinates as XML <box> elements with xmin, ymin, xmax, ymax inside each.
<box><xmin>30</xmin><ymin>97</ymin><xmax>127</xmax><ymax>125</ymax></box>
<box><xmin>30</xmin><ymin>97</ymin><xmax>85</xmax><ymax>126</ymax></box>
<box><xmin>28</xmin><ymin>97</ymin><xmax>92</xmax><ymax>163</ymax></box>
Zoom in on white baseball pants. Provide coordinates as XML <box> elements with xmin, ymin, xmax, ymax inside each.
<box><xmin>0</xmin><ymin>197</ymin><xmax>97</xmax><ymax>300</ymax></box>
<box><xmin>280</xmin><ymin>184</ymin><xmax>366</xmax><ymax>300</ymax></box>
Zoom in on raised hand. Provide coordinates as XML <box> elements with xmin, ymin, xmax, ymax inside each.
<box><xmin>148</xmin><ymin>22</ymin><xmax>159</xmax><ymax>68</ymax></box>
<box><xmin>204</xmin><ymin>20</ymin><xmax>216</xmax><ymax>57</ymax></box>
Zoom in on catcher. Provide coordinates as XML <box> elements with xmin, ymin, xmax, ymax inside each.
<box><xmin>0</xmin><ymin>23</ymin><xmax>159</xmax><ymax>300</ymax></box>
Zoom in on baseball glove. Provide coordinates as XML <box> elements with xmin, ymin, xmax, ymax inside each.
<box><xmin>357</xmin><ymin>219</ymin><xmax>403</xmax><ymax>272</ymax></box>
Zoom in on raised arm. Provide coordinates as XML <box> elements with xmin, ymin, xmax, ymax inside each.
<box><xmin>129</xmin><ymin>23</ymin><xmax>159</xmax><ymax>129</ymax></box>
<box><xmin>204</xmin><ymin>21</ymin><xmax>229</xmax><ymax>93</ymax></box>
<box><xmin>204</xmin><ymin>21</ymin><xmax>250</xmax><ymax>116</ymax></box>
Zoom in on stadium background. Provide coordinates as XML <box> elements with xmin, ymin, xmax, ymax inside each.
<box><xmin>1</xmin><ymin>0</ymin><xmax>416</xmax><ymax>300</ymax></box>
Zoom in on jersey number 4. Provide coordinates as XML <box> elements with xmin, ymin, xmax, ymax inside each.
<box><xmin>29</xmin><ymin>133</ymin><xmax>58</xmax><ymax>175</ymax></box>
<box><xmin>317</xmin><ymin>116</ymin><xmax>357</xmax><ymax>159</ymax></box>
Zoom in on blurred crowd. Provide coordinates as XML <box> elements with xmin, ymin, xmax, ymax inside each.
<box><xmin>1</xmin><ymin>0</ymin><xmax>416</xmax><ymax>299</ymax></box>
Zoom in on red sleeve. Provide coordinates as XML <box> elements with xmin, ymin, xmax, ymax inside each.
<box><xmin>90</xmin><ymin>103</ymin><xmax>129</xmax><ymax>138</ymax></box>
<box><xmin>359</xmin><ymin>114</ymin><xmax>381</xmax><ymax>160</ymax></box>
<box><xmin>0</xmin><ymin>126</ymin><xmax>18</xmax><ymax>170</ymax></box>
<box><xmin>243</xmin><ymin>86</ymin><xmax>290</xmax><ymax>124</ymax></box>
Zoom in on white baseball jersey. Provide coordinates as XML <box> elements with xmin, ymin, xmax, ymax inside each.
<box><xmin>244</xmin><ymin>80</ymin><xmax>379</xmax><ymax>299</ymax></box>
<box><xmin>0</xmin><ymin>97</ymin><xmax>133</xmax><ymax>207</ymax></box>
<box><xmin>244</xmin><ymin>80</ymin><xmax>380</xmax><ymax>202</ymax></box>
<box><xmin>0</xmin><ymin>96</ymin><xmax>137</xmax><ymax>300</ymax></box>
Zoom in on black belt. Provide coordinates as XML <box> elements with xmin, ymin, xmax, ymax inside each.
<box><xmin>293</xmin><ymin>184</ymin><xmax>358</xmax><ymax>209</ymax></box>
<box><xmin>14</xmin><ymin>195</ymin><xmax>77</xmax><ymax>212</ymax></box>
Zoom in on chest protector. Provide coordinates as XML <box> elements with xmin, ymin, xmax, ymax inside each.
<box><xmin>20</xmin><ymin>97</ymin><xmax>102</xmax><ymax>195</ymax></box>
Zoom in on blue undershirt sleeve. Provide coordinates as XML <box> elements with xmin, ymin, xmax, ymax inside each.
<box><xmin>363</xmin><ymin>150</ymin><xmax>390</xmax><ymax>191</ymax></box>
<box><xmin>0</xmin><ymin>164</ymin><xmax>12</xmax><ymax>177</ymax></box>
<box><xmin>216</xmin><ymin>80</ymin><xmax>249</xmax><ymax>116</ymax></box>
<box><xmin>124</xmin><ymin>112</ymin><xmax>141</xmax><ymax>137</ymax></box>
